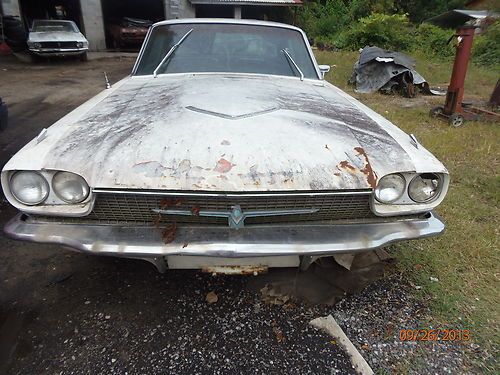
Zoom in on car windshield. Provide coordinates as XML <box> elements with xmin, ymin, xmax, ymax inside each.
<box><xmin>134</xmin><ymin>23</ymin><xmax>318</xmax><ymax>79</ymax></box>
<box><xmin>33</xmin><ymin>21</ymin><xmax>77</xmax><ymax>33</ymax></box>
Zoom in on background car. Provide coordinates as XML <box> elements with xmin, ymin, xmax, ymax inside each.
<box><xmin>107</xmin><ymin>17</ymin><xmax>151</xmax><ymax>49</ymax></box>
<box><xmin>27</xmin><ymin>19</ymin><xmax>89</xmax><ymax>61</ymax></box>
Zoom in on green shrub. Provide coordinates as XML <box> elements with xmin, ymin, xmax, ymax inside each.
<box><xmin>297</xmin><ymin>0</ymin><xmax>350</xmax><ymax>38</ymax></box>
<box><xmin>473</xmin><ymin>21</ymin><xmax>500</xmax><ymax>67</ymax></box>
<box><xmin>338</xmin><ymin>13</ymin><xmax>413</xmax><ymax>51</ymax></box>
<box><xmin>414</xmin><ymin>23</ymin><xmax>455</xmax><ymax>58</ymax></box>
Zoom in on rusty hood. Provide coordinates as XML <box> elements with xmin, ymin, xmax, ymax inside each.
<box><xmin>4</xmin><ymin>74</ymin><xmax>444</xmax><ymax>192</ymax></box>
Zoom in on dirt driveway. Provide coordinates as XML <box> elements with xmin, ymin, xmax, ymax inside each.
<box><xmin>0</xmin><ymin>55</ymin><xmax>470</xmax><ymax>374</ymax></box>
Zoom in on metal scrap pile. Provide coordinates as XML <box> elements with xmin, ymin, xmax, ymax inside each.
<box><xmin>349</xmin><ymin>46</ymin><xmax>438</xmax><ymax>97</ymax></box>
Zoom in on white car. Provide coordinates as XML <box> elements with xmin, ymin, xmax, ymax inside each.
<box><xmin>27</xmin><ymin>19</ymin><xmax>89</xmax><ymax>61</ymax></box>
<box><xmin>2</xmin><ymin>19</ymin><xmax>448</xmax><ymax>273</ymax></box>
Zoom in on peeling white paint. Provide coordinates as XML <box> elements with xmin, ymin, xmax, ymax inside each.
<box><xmin>2</xmin><ymin>73</ymin><xmax>446</xmax><ymax>197</ymax></box>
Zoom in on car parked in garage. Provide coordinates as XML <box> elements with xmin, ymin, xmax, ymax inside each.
<box><xmin>27</xmin><ymin>20</ymin><xmax>89</xmax><ymax>61</ymax></box>
<box><xmin>2</xmin><ymin>19</ymin><xmax>449</xmax><ymax>274</ymax></box>
<box><xmin>108</xmin><ymin>17</ymin><xmax>151</xmax><ymax>49</ymax></box>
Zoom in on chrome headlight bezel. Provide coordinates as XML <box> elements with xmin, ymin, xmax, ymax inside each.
<box><xmin>9</xmin><ymin>171</ymin><xmax>50</xmax><ymax>206</ymax></box>
<box><xmin>371</xmin><ymin>171</ymin><xmax>449</xmax><ymax>216</ymax></box>
<box><xmin>51</xmin><ymin>171</ymin><xmax>90</xmax><ymax>204</ymax></box>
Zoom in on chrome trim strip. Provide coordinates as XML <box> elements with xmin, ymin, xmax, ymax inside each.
<box><xmin>91</xmin><ymin>189</ymin><xmax>372</xmax><ymax>198</ymax></box>
<box><xmin>152</xmin><ymin>205</ymin><xmax>320</xmax><ymax>229</ymax></box>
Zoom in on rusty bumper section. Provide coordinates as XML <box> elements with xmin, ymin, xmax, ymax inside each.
<box><xmin>4</xmin><ymin>212</ymin><xmax>444</xmax><ymax>258</ymax></box>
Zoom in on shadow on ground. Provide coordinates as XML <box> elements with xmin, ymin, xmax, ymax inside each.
<box><xmin>0</xmin><ymin>232</ymin><xmax>390</xmax><ymax>374</ymax></box>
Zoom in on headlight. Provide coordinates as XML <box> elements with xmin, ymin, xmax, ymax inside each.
<box><xmin>408</xmin><ymin>173</ymin><xmax>441</xmax><ymax>203</ymax></box>
<box><xmin>52</xmin><ymin>172</ymin><xmax>89</xmax><ymax>203</ymax></box>
<box><xmin>29</xmin><ymin>42</ymin><xmax>41</xmax><ymax>48</ymax></box>
<box><xmin>374</xmin><ymin>174</ymin><xmax>406</xmax><ymax>203</ymax></box>
<box><xmin>76</xmin><ymin>42</ymin><xmax>83</xmax><ymax>48</ymax></box>
<box><xmin>10</xmin><ymin>171</ymin><xmax>49</xmax><ymax>205</ymax></box>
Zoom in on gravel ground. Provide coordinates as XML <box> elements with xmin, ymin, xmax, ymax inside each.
<box><xmin>3</xmin><ymin>259</ymin><xmax>357</xmax><ymax>375</ymax></box>
<box><xmin>331</xmin><ymin>273</ymin><xmax>482</xmax><ymax>374</ymax></box>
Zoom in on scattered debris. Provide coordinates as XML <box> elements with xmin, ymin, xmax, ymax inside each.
<box><xmin>349</xmin><ymin>46</ymin><xmax>443</xmax><ymax>97</ymax></box>
<box><xmin>46</xmin><ymin>272</ymin><xmax>74</xmax><ymax>286</ymax></box>
<box><xmin>205</xmin><ymin>291</ymin><xmax>218</xmax><ymax>304</ymax></box>
<box><xmin>271</xmin><ymin>321</ymin><xmax>285</xmax><ymax>343</ymax></box>
<box><xmin>333</xmin><ymin>254</ymin><xmax>356</xmax><ymax>270</ymax></box>
<box><xmin>260</xmin><ymin>285</ymin><xmax>290</xmax><ymax>306</ymax></box>
<box><xmin>430</xmin><ymin>277</ymin><xmax>439</xmax><ymax>282</ymax></box>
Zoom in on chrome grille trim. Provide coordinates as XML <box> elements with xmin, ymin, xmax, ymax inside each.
<box><xmin>80</xmin><ymin>190</ymin><xmax>375</xmax><ymax>225</ymax></box>
<box><xmin>91</xmin><ymin>188</ymin><xmax>372</xmax><ymax>197</ymax></box>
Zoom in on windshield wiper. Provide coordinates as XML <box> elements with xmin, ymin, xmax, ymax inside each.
<box><xmin>153</xmin><ymin>28</ymin><xmax>194</xmax><ymax>78</ymax></box>
<box><xmin>281</xmin><ymin>48</ymin><xmax>304</xmax><ymax>81</ymax></box>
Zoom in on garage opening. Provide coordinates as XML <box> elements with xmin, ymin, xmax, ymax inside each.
<box><xmin>195</xmin><ymin>5</ymin><xmax>234</xmax><ymax>18</ymax></box>
<box><xmin>241</xmin><ymin>6</ymin><xmax>289</xmax><ymax>22</ymax></box>
<box><xmin>101</xmin><ymin>0</ymin><xmax>164</xmax><ymax>50</ymax></box>
<box><xmin>191</xmin><ymin>1</ymin><xmax>300</xmax><ymax>23</ymax></box>
<box><xmin>19</xmin><ymin>0</ymin><xmax>84</xmax><ymax>32</ymax></box>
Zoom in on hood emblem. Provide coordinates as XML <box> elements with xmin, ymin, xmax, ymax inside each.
<box><xmin>185</xmin><ymin>106</ymin><xmax>278</xmax><ymax>120</ymax></box>
<box><xmin>152</xmin><ymin>205</ymin><xmax>318</xmax><ymax>229</ymax></box>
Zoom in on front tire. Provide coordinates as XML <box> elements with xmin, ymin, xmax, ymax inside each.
<box><xmin>79</xmin><ymin>52</ymin><xmax>88</xmax><ymax>62</ymax></box>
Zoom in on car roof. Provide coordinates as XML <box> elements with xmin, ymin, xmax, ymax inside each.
<box><xmin>151</xmin><ymin>18</ymin><xmax>303</xmax><ymax>33</ymax></box>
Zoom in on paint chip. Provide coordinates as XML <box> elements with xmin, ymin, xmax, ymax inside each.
<box><xmin>214</xmin><ymin>158</ymin><xmax>235</xmax><ymax>173</ymax></box>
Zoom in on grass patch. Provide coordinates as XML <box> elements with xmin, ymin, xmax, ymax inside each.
<box><xmin>316</xmin><ymin>50</ymin><xmax>499</xmax><ymax>371</ymax></box>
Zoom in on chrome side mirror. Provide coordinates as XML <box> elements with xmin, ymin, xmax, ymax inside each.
<box><xmin>318</xmin><ymin>65</ymin><xmax>331</xmax><ymax>79</ymax></box>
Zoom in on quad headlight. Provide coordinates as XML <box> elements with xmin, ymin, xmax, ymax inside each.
<box><xmin>374</xmin><ymin>173</ymin><xmax>406</xmax><ymax>203</ymax></box>
<box><xmin>408</xmin><ymin>173</ymin><xmax>442</xmax><ymax>203</ymax></box>
<box><xmin>9</xmin><ymin>171</ymin><xmax>49</xmax><ymax>205</ymax></box>
<box><xmin>9</xmin><ymin>171</ymin><xmax>90</xmax><ymax>205</ymax></box>
<box><xmin>52</xmin><ymin>171</ymin><xmax>89</xmax><ymax>203</ymax></box>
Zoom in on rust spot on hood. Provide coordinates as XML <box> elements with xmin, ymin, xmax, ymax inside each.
<box><xmin>338</xmin><ymin>160</ymin><xmax>356</xmax><ymax>171</ymax></box>
<box><xmin>354</xmin><ymin>146</ymin><xmax>378</xmax><ymax>188</ymax></box>
<box><xmin>214</xmin><ymin>158</ymin><xmax>235</xmax><ymax>173</ymax></box>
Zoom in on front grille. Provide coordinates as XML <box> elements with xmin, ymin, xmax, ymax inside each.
<box><xmin>40</xmin><ymin>41</ymin><xmax>78</xmax><ymax>48</ymax></box>
<box><xmin>75</xmin><ymin>190</ymin><xmax>375</xmax><ymax>226</ymax></box>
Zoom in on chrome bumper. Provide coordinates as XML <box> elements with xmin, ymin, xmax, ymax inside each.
<box><xmin>4</xmin><ymin>212</ymin><xmax>444</xmax><ymax>258</ymax></box>
<box><xmin>29</xmin><ymin>48</ymin><xmax>88</xmax><ymax>56</ymax></box>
